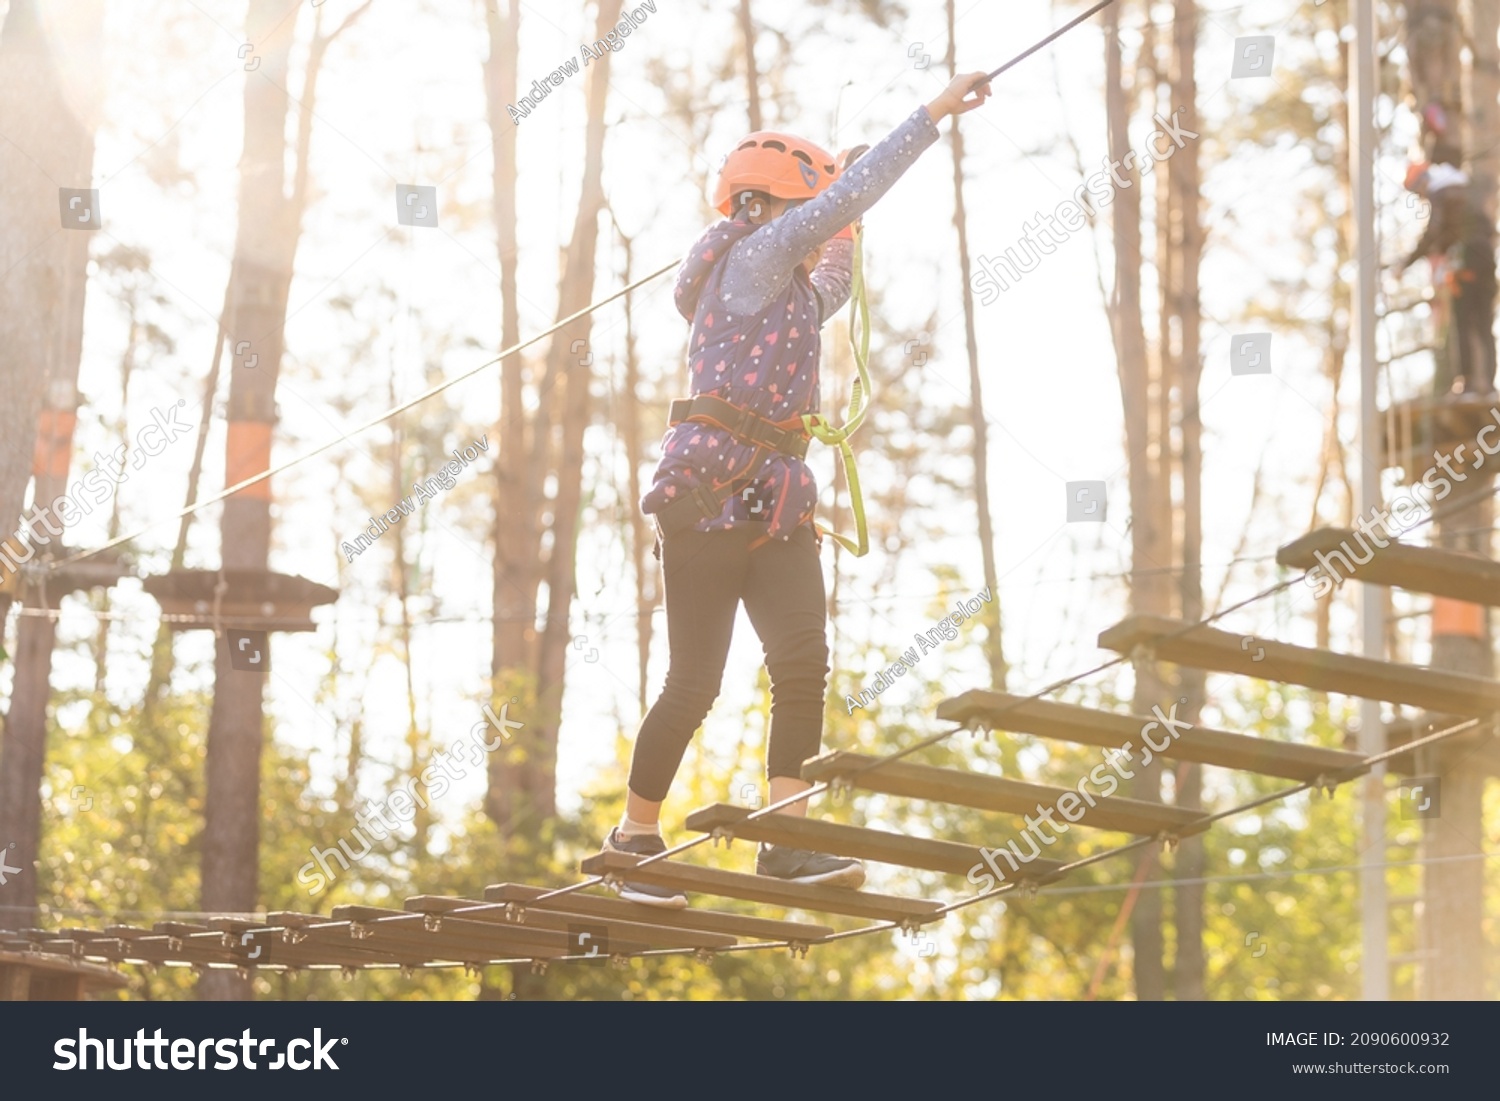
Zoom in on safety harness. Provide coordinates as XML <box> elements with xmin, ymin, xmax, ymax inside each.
<box><xmin>655</xmin><ymin>227</ymin><xmax>873</xmax><ymax>556</ymax></box>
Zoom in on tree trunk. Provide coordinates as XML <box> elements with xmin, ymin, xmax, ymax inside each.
<box><xmin>945</xmin><ymin>0</ymin><xmax>1005</xmax><ymax>689</ymax></box>
<box><xmin>0</xmin><ymin>0</ymin><xmax>97</xmax><ymax>627</ymax></box>
<box><xmin>1169</xmin><ymin>0</ymin><xmax>1205</xmax><ymax>1002</ymax></box>
<box><xmin>1469</xmin><ymin>0</ymin><xmax>1500</xmax><ymax>221</ymax></box>
<box><xmin>1404</xmin><ymin>0</ymin><xmax>1490</xmax><ymax>1002</ymax></box>
<box><xmin>199</xmin><ymin>0</ymin><xmax>298</xmax><ymax>1002</ymax></box>
<box><xmin>389</xmin><ymin>377</ymin><xmax>429</xmax><ymax>849</ymax></box>
<box><xmin>1106</xmin><ymin>0</ymin><xmax>1169</xmax><ymax>1002</ymax></box>
<box><xmin>738</xmin><ymin>0</ymin><xmax>763</xmax><ymax>132</ymax></box>
<box><xmin>532</xmin><ymin>0</ymin><xmax>627</xmax><ymax>826</ymax></box>
<box><xmin>140</xmin><ymin>283</ymin><xmax>232</xmax><ymax>726</ymax></box>
<box><xmin>0</xmin><ymin>234</ymin><xmax>93</xmax><ymax>919</ymax></box>
<box><xmin>611</xmin><ymin>214</ymin><xmax>658</xmax><ymax>713</ymax></box>
<box><xmin>0</xmin><ymin>0</ymin><xmax>101</xmax><ymax>922</ymax></box>
<box><xmin>199</xmin><ymin>0</ymin><xmax>369</xmax><ymax>999</ymax></box>
<box><xmin>1407</xmin><ymin>0</ymin><xmax>1464</xmax><ymax>165</ymax></box>
<box><xmin>484</xmin><ymin>0</ymin><xmax>539</xmax><ymax>829</ymax></box>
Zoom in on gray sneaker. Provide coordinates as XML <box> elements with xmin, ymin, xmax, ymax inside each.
<box><xmin>601</xmin><ymin>827</ymin><xmax>688</xmax><ymax>908</ymax></box>
<box><xmin>755</xmin><ymin>843</ymin><xmax>866</xmax><ymax>889</ymax></box>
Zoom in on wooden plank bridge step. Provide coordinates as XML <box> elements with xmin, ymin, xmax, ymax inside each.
<box><xmin>682</xmin><ymin>803</ymin><xmax>1063</xmax><ymax>880</ymax></box>
<box><xmin>187</xmin><ymin>928</ymin><xmax>407</xmax><ymax>971</ymax></box>
<box><xmin>264</xmin><ymin>913</ymin><xmax>539</xmax><ymax>967</ymax></box>
<box><xmin>579</xmin><ymin>851</ymin><xmax>946</xmax><ymax>925</ymax></box>
<box><xmin>801</xmin><ymin>751</ymin><xmax>1208</xmax><ymax>837</ymax></box>
<box><xmin>94</xmin><ymin>920</ymin><xmax>415</xmax><ymax>969</ymax></box>
<box><xmin>265</xmin><ymin>912</ymin><xmax>484</xmax><ymax>967</ymax></box>
<box><xmin>483</xmin><ymin>884</ymin><xmax>836</xmax><ymax>944</ymax></box>
<box><xmin>1097</xmin><ymin>614</ymin><xmax>1500</xmax><ymax>717</ymax></box>
<box><xmin>937</xmin><ymin>691</ymin><xmax>1365</xmax><ymax>784</ymax></box>
<box><xmin>332</xmin><ymin>905</ymin><xmax>618</xmax><ymax>958</ymax></box>
<box><xmin>402</xmin><ymin>895</ymin><xmax>736</xmax><ymax>952</ymax></box>
<box><xmin>1277</xmin><ymin>527</ymin><xmax>1500</xmax><ymax>605</ymax></box>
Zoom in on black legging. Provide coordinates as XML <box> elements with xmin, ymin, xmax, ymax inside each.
<box><xmin>1454</xmin><ymin>261</ymin><xmax>1497</xmax><ymax>393</ymax></box>
<box><xmin>627</xmin><ymin>524</ymin><xmax>829</xmax><ymax>802</ymax></box>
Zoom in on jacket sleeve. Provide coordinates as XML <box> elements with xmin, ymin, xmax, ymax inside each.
<box><xmin>808</xmin><ymin>238</ymin><xmax>854</xmax><ymax>322</ymax></box>
<box><xmin>719</xmin><ymin>106</ymin><xmax>941</xmax><ymax>316</ymax></box>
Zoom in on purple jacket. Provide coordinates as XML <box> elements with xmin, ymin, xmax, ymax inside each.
<box><xmin>641</xmin><ymin>106</ymin><xmax>942</xmax><ymax>539</ymax></box>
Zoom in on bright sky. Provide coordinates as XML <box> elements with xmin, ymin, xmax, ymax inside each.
<box><xmin>13</xmin><ymin>0</ymin><xmax>1437</xmax><ymax>870</ymax></box>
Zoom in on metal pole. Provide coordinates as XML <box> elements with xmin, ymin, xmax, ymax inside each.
<box><xmin>1351</xmin><ymin>0</ymin><xmax>1389</xmax><ymax>1001</ymax></box>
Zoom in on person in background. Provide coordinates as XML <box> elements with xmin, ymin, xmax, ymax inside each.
<box><xmin>1399</xmin><ymin>161</ymin><xmax>1498</xmax><ymax>396</ymax></box>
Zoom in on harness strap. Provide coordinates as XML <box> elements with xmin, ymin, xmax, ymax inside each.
<box><xmin>655</xmin><ymin>226</ymin><xmax>874</xmax><ymax>556</ymax></box>
<box><xmin>668</xmin><ymin>395</ymin><xmax>810</xmax><ymax>460</ymax></box>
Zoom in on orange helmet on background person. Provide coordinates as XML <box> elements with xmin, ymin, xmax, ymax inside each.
<box><xmin>713</xmin><ymin>131</ymin><xmax>839</xmax><ymax>216</ymax></box>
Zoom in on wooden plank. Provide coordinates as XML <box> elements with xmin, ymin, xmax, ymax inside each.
<box><xmin>1277</xmin><ymin>527</ymin><xmax>1500</xmax><ymax>605</ymax></box>
<box><xmin>57</xmin><ymin>936</ymin><xmax>130</xmax><ymax>966</ymax></box>
<box><xmin>0</xmin><ymin>962</ymin><xmax>29</xmax><ymax>1000</ymax></box>
<box><xmin>936</xmin><ymin>690</ymin><xmax>1365</xmax><ymax>783</ymax></box>
<box><xmin>115</xmin><ymin>935</ymin><xmax>242</xmax><ymax>968</ymax></box>
<box><xmin>13</xmin><ymin>931</ymin><xmax>85</xmax><ymax>957</ymax></box>
<box><xmin>152</xmin><ymin>921</ymin><xmax>211</xmax><ymax>937</ymax></box>
<box><xmin>154</xmin><ymin>930</ymin><xmax>384</xmax><ymax>972</ymax></box>
<box><xmin>330</xmin><ymin>906</ymin><xmax>622</xmax><ymax>958</ymax></box>
<box><xmin>1097</xmin><ymin>614</ymin><xmax>1500</xmax><ymax>717</ymax></box>
<box><xmin>262</xmin><ymin>914</ymin><xmax>499</xmax><ymax>966</ymax></box>
<box><xmin>399</xmin><ymin>896</ymin><xmax>735</xmax><ymax>952</ymax></box>
<box><xmin>291</xmin><ymin>919</ymin><xmax>543</xmax><ymax>966</ymax></box>
<box><xmin>0</xmin><ymin>949</ymin><xmax>123</xmax><ymax>983</ymax></box>
<box><xmin>801</xmin><ymin>751</ymin><xmax>1208</xmax><ymax>836</ymax></box>
<box><xmin>263</xmin><ymin>911</ymin><xmax>350</xmax><ymax>929</ymax></box>
<box><xmin>56</xmin><ymin>928</ymin><xmax>125</xmax><ymax>941</ymax></box>
<box><xmin>482</xmin><ymin>885</ymin><xmax>836</xmax><ymax>944</ymax></box>
<box><xmin>579</xmin><ymin>852</ymin><xmax>944</xmax><ymax>924</ymax></box>
<box><xmin>257</xmin><ymin>925</ymin><xmax>466</xmax><ymax>969</ymax></box>
<box><xmin>682</xmin><ymin>803</ymin><xmax>1060</xmax><ymax>879</ymax></box>
<box><xmin>186</xmin><ymin>917</ymin><xmax>409</xmax><ymax>970</ymax></box>
<box><xmin>180</xmin><ymin>927</ymin><xmax>411</xmax><ymax>971</ymax></box>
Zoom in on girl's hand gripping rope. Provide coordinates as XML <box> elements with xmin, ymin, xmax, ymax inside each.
<box><xmin>925</xmin><ymin>71</ymin><xmax>994</xmax><ymax>122</ymax></box>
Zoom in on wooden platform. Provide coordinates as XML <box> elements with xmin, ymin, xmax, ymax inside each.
<box><xmin>0</xmin><ymin>946</ymin><xmax>131</xmax><ymax>1000</ymax></box>
<box><xmin>142</xmin><ymin>568</ymin><xmax>338</xmax><ymax>632</ymax></box>
<box><xmin>1378</xmin><ymin>393</ymin><xmax>1500</xmax><ymax>483</ymax></box>
<box><xmin>483</xmin><ymin>884</ymin><xmax>835</xmax><ymax>945</ymax></box>
<box><xmin>0</xmin><ymin>545</ymin><xmax>130</xmax><ymax>605</ymax></box>
<box><xmin>1098</xmin><ymin>615</ymin><xmax>1500</xmax><ymax>717</ymax></box>
<box><xmin>578</xmin><ymin>851</ymin><xmax>945</xmax><ymax>925</ymax></box>
<box><xmin>936</xmin><ymin>691</ymin><xmax>1365</xmax><ymax>783</ymax></box>
<box><xmin>801</xmin><ymin>751</ymin><xmax>1208</xmax><ymax>837</ymax></box>
<box><xmin>682</xmin><ymin>804</ymin><xmax>1045</xmax><ymax>878</ymax></box>
<box><xmin>1277</xmin><ymin>527</ymin><xmax>1500</xmax><ymax>605</ymax></box>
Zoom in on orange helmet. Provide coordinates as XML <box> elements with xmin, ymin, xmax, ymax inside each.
<box><xmin>713</xmin><ymin>131</ymin><xmax>839</xmax><ymax>216</ymax></box>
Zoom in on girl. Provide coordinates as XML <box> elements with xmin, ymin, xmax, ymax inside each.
<box><xmin>605</xmin><ymin>72</ymin><xmax>994</xmax><ymax>907</ymax></box>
